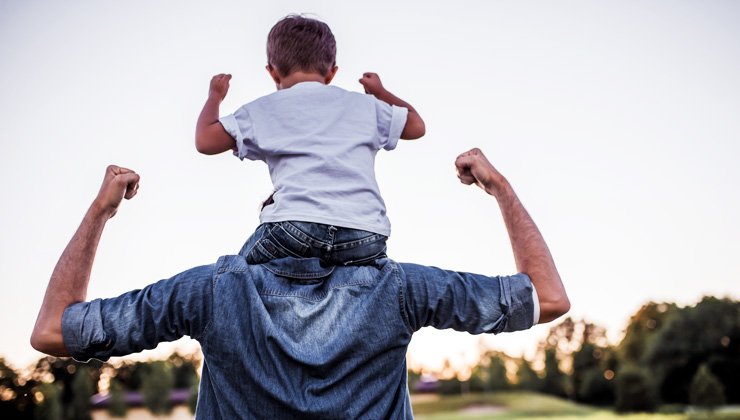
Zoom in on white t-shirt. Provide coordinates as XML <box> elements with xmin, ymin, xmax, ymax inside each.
<box><xmin>219</xmin><ymin>82</ymin><xmax>408</xmax><ymax>236</ymax></box>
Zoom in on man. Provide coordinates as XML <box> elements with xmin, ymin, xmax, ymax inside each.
<box><xmin>31</xmin><ymin>148</ymin><xmax>569</xmax><ymax>418</ymax></box>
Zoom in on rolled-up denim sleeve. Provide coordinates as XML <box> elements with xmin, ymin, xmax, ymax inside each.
<box><xmin>399</xmin><ymin>263</ymin><xmax>536</xmax><ymax>334</ymax></box>
<box><xmin>61</xmin><ymin>264</ymin><xmax>215</xmax><ymax>362</ymax></box>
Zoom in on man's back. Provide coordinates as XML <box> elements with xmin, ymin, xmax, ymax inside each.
<box><xmin>199</xmin><ymin>256</ymin><xmax>413</xmax><ymax>418</ymax></box>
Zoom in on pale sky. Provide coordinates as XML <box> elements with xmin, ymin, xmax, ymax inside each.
<box><xmin>1</xmin><ymin>0</ymin><xmax>739</xmax><ymax>374</ymax></box>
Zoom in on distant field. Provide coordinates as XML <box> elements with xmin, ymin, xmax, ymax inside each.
<box><xmin>411</xmin><ymin>391</ymin><xmax>740</xmax><ymax>420</ymax></box>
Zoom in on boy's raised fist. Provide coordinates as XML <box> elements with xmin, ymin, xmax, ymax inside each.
<box><xmin>209</xmin><ymin>73</ymin><xmax>232</xmax><ymax>101</ymax></box>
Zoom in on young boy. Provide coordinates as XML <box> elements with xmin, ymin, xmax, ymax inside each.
<box><xmin>195</xmin><ymin>14</ymin><xmax>425</xmax><ymax>265</ymax></box>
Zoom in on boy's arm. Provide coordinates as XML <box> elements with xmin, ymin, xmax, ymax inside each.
<box><xmin>195</xmin><ymin>74</ymin><xmax>236</xmax><ymax>155</ymax></box>
<box><xmin>359</xmin><ymin>73</ymin><xmax>426</xmax><ymax>140</ymax></box>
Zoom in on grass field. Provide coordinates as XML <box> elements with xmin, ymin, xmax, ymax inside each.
<box><xmin>411</xmin><ymin>392</ymin><xmax>740</xmax><ymax>420</ymax></box>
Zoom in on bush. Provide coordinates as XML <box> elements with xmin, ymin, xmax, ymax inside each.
<box><xmin>107</xmin><ymin>379</ymin><xmax>127</xmax><ymax>417</ymax></box>
<box><xmin>578</xmin><ymin>368</ymin><xmax>615</xmax><ymax>406</ymax></box>
<box><xmin>515</xmin><ymin>358</ymin><xmax>541</xmax><ymax>392</ymax></box>
<box><xmin>188</xmin><ymin>382</ymin><xmax>199</xmax><ymax>414</ymax></box>
<box><xmin>615</xmin><ymin>366</ymin><xmax>657</xmax><ymax>413</ymax></box>
<box><xmin>541</xmin><ymin>348</ymin><xmax>567</xmax><ymax>397</ymax></box>
<box><xmin>140</xmin><ymin>361</ymin><xmax>174</xmax><ymax>415</ymax></box>
<box><xmin>66</xmin><ymin>367</ymin><xmax>94</xmax><ymax>420</ymax></box>
<box><xmin>689</xmin><ymin>364</ymin><xmax>725</xmax><ymax>409</ymax></box>
<box><xmin>33</xmin><ymin>383</ymin><xmax>62</xmax><ymax>420</ymax></box>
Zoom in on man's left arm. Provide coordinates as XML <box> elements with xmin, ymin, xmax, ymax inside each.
<box><xmin>400</xmin><ymin>263</ymin><xmax>537</xmax><ymax>335</ymax></box>
<box><xmin>31</xmin><ymin>165</ymin><xmax>140</xmax><ymax>356</ymax></box>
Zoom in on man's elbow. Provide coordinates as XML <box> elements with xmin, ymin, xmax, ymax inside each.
<box><xmin>538</xmin><ymin>295</ymin><xmax>571</xmax><ymax>324</ymax></box>
<box><xmin>30</xmin><ymin>318</ymin><xmax>70</xmax><ymax>356</ymax></box>
<box><xmin>30</xmin><ymin>331</ymin><xmax>63</xmax><ymax>356</ymax></box>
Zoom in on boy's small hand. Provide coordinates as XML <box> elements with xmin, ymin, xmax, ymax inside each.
<box><xmin>209</xmin><ymin>73</ymin><xmax>232</xmax><ymax>101</ymax></box>
<box><xmin>359</xmin><ymin>72</ymin><xmax>385</xmax><ymax>96</ymax></box>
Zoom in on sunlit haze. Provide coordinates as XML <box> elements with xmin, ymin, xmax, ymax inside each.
<box><xmin>1</xmin><ymin>1</ymin><xmax>739</xmax><ymax>375</ymax></box>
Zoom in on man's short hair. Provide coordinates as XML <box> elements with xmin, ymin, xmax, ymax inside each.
<box><xmin>267</xmin><ymin>14</ymin><xmax>336</xmax><ymax>77</ymax></box>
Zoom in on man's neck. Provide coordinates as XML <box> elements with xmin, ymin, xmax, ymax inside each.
<box><xmin>278</xmin><ymin>71</ymin><xmax>327</xmax><ymax>89</ymax></box>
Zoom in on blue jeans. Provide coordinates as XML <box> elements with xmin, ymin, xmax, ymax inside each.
<box><xmin>240</xmin><ymin>221</ymin><xmax>388</xmax><ymax>266</ymax></box>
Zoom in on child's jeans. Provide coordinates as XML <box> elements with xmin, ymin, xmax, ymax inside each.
<box><xmin>240</xmin><ymin>221</ymin><xmax>388</xmax><ymax>266</ymax></box>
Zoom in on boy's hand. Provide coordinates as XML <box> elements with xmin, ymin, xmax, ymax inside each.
<box><xmin>209</xmin><ymin>73</ymin><xmax>232</xmax><ymax>101</ymax></box>
<box><xmin>359</xmin><ymin>72</ymin><xmax>386</xmax><ymax>96</ymax></box>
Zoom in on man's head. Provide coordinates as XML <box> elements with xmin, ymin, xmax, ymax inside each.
<box><xmin>266</xmin><ymin>15</ymin><xmax>337</xmax><ymax>82</ymax></box>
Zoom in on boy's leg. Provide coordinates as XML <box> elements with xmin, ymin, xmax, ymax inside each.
<box><xmin>239</xmin><ymin>223</ymin><xmax>271</xmax><ymax>261</ymax></box>
<box><xmin>328</xmin><ymin>228</ymin><xmax>387</xmax><ymax>265</ymax></box>
<box><xmin>243</xmin><ymin>222</ymin><xmax>311</xmax><ymax>264</ymax></box>
<box><xmin>281</xmin><ymin>222</ymin><xmax>387</xmax><ymax>265</ymax></box>
<box><xmin>244</xmin><ymin>221</ymin><xmax>387</xmax><ymax>265</ymax></box>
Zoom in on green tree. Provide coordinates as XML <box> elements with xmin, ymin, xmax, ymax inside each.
<box><xmin>2</xmin><ymin>358</ymin><xmax>37</xmax><ymax>419</ymax></box>
<box><xmin>140</xmin><ymin>361</ymin><xmax>174</xmax><ymax>415</ymax></box>
<box><xmin>572</xmin><ymin>342</ymin><xmax>616</xmax><ymax>405</ymax></box>
<box><xmin>618</xmin><ymin>301</ymin><xmax>677</xmax><ymax>365</ymax></box>
<box><xmin>578</xmin><ymin>368</ymin><xmax>614</xmax><ymax>406</ymax></box>
<box><xmin>31</xmin><ymin>357</ymin><xmax>102</xmax><ymax>417</ymax></box>
<box><xmin>167</xmin><ymin>352</ymin><xmax>200</xmax><ymax>389</ymax></box>
<box><xmin>541</xmin><ymin>348</ymin><xmax>567</xmax><ymax>397</ymax></box>
<box><xmin>514</xmin><ymin>358</ymin><xmax>541</xmax><ymax>391</ymax></box>
<box><xmin>107</xmin><ymin>379</ymin><xmax>127</xmax><ymax>418</ymax></box>
<box><xmin>188</xmin><ymin>382</ymin><xmax>199</xmax><ymax>414</ymax></box>
<box><xmin>614</xmin><ymin>366</ymin><xmax>657</xmax><ymax>413</ymax></box>
<box><xmin>407</xmin><ymin>369</ymin><xmax>421</xmax><ymax>393</ymax></box>
<box><xmin>66</xmin><ymin>367</ymin><xmax>94</xmax><ymax>420</ymax></box>
<box><xmin>33</xmin><ymin>383</ymin><xmax>62</xmax><ymax>420</ymax></box>
<box><xmin>112</xmin><ymin>361</ymin><xmax>147</xmax><ymax>391</ymax></box>
<box><xmin>644</xmin><ymin>297</ymin><xmax>740</xmax><ymax>404</ymax></box>
<box><xmin>689</xmin><ymin>364</ymin><xmax>726</xmax><ymax>410</ymax></box>
<box><xmin>469</xmin><ymin>352</ymin><xmax>509</xmax><ymax>392</ymax></box>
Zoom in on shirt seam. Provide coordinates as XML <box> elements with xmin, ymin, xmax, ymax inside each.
<box><xmin>199</xmin><ymin>262</ymin><xmax>220</xmax><ymax>340</ymax></box>
<box><xmin>257</xmin><ymin>279</ymin><xmax>373</xmax><ymax>302</ymax></box>
<box><xmin>393</xmin><ymin>262</ymin><xmax>413</xmax><ymax>333</ymax></box>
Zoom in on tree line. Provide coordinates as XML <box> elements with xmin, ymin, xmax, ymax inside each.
<box><xmin>411</xmin><ymin>295</ymin><xmax>739</xmax><ymax>413</ymax></box>
<box><xmin>0</xmin><ymin>352</ymin><xmax>199</xmax><ymax>419</ymax></box>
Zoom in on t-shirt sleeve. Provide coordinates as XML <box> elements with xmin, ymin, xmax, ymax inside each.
<box><xmin>399</xmin><ymin>263</ymin><xmax>536</xmax><ymax>334</ymax></box>
<box><xmin>61</xmin><ymin>264</ymin><xmax>215</xmax><ymax>362</ymax></box>
<box><xmin>219</xmin><ymin>106</ymin><xmax>264</xmax><ymax>161</ymax></box>
<box><xmin>374</xmin><ymin>99</ymin><xmax>408</xmax><ymax>151</ymax></box>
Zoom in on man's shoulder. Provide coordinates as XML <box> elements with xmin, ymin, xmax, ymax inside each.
<box><xmin>214</xmin><ymin>255</ymin><xmax>249</xmax><ymax>273</ymax></box>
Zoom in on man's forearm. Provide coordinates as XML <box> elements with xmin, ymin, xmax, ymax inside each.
<box><xmin>493</xmin><ymin>180</ymin><xmax>569</xmax><ymax>323</ymax></box>
<box><xmin>31</xmin><ymin>205</ymin><xmax>108</xmax><ymax>355</ymax></box>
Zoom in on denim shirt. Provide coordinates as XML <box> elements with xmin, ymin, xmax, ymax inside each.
<box><xmin>62</xmin><ymin>257</ymin><xmax>536</xmax><ymax>419</ymax></box>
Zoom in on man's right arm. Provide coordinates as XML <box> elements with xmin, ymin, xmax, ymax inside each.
<box><xmin>455</xmin><ymin>148</ymin><xmax>570</xmax><ymax>323</ymax></box>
